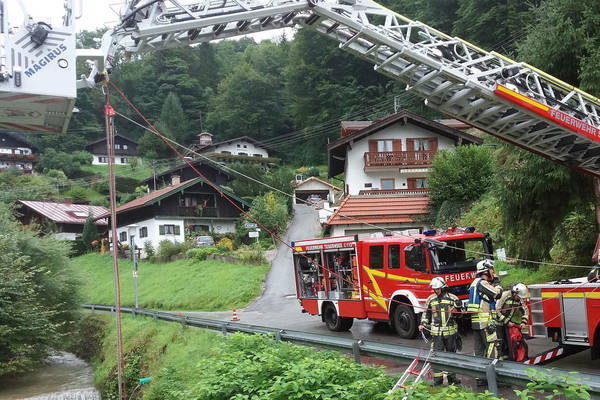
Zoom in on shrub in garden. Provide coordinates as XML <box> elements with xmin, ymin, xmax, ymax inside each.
<box><xmin>186</xmin><ymin>247</ymin><xmax>220</xmax><ymax>261</ymax></box>
<box><xmin>157</xmin><ymin>240</ymin><xmax>190</xmax><ymax>260</ymax></box>
<box><xmin>143</xmin><ymin>240</ymin><xmax>155</xmax><ymax>258</ymax></box>
<box><xmin>216</xmin><ymin>237</ymin><xmax>234</xmax><ymax>252</ymax></box>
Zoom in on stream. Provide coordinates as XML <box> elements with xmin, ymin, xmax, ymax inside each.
<box><xmin>0</xmin><ymin>352</ymin><xmax>100</xmax><ymax>400</ymax></box>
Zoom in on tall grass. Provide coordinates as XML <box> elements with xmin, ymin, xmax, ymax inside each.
<box><xmin>72</xmin><ymin>253</ymin><xmax>269</xmax><ymax>310</ymax></box>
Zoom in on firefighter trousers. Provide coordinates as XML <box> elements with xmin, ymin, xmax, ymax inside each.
<box><xmin>431</xmin><ymin>334</ymin><xmax>459</xmax><ymax>384</ymax></box>
<box><xmin>473</xmin><ymin>328</ymin><xmax>498</xmax><ymax>359</ymax></box>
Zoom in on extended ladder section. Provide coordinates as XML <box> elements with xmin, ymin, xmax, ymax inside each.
<box><xmin>103</xmin><ymin>0</ymin><xmax>600</xmax><ymax>175</ymax></box>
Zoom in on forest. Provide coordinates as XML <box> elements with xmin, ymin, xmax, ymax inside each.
<box><xmin>23</xmin><ymin>0</ymin><xmax>600</xmax><ymax>266</ymax></box>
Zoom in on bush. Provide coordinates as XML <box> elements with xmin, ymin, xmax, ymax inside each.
<box><xmin>157</xmin><ymin>240</ymin><xmax>189</xmax><ymax>260</ymax></box>
<box><xmin>234</xmin><ymin>246</ymin><xmax>267</xmax><ymax>265</ymax></box>
<box><xmin>66</xmin><ymin>187</ymin><xmax>90</xmax><ymax>203</ymax></box>
<box><xmin>70</xmin><ymin>315</ymin><xmax>107</xmax><ymax>362</ymax></box>
<box><xmin>216</xmin><ymin>237</ymin><xmax>234</xmax><ymax>252</ymax></box>
<box><xmin>70</xmin><ymin>239</ymin><xmax>89</xmax><ymax>257</ymax></box>
<box><xmin>186</xmin><ymin>247</ymin><xmax>219</xmax><ymax>261</ymax></box>
<box><xmin>143</xmin><ymin>240</ymin><xmax>155</xmax><ymax>258</ymax></box>
<box><xmin>306</xmin><ymin>167</ymin><xmax>320</xmax><ymax>177</ymax></box>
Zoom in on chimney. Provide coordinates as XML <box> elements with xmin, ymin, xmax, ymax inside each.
<box><xmin>171</xmin><ymin>174</ymin><xmax>181</xmax><ymax>186</ymax></box>
<box><xmin>64</xmin><ymin>197</ymin><xmax>72</xmax><ymax>205</ymax></box>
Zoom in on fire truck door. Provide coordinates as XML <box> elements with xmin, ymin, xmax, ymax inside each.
<box><xmin>362</xmin><ymin>244</ymin><xmax>389</xmax><ymax>318</ymax></box>
<box><xmin>561</xmin><ymin>293</ymin><xmax>589</xmax><ymax>344</ymax></box>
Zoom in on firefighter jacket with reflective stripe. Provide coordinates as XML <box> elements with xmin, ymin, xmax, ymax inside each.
<box><xmin>496</xmin><ymin>290</ymin><xmax>529</xmax><ymax>325</ymax></box>
<box><xmin>467</xmin><ymin>277</ymin><xmax>502</xmax><ymax>330</ymax></box>
<box><xmin>588</xmin><ymin>267</ymin><xmax>600</xmax><ymax>283</ymax></box>
<box><xmin>421</xmin><ymin>292</ymin><xmax>461</xmax><ymax>336</ymax></box>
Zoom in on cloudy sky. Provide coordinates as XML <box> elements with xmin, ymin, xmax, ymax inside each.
<box><xmin>6</xmin><ymin>0</ymin><xmax>119</xmax><ymax>31</ymax></box>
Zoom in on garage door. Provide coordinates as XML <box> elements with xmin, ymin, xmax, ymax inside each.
<box><xmin>294</xmin><ymin>190</ymin><xmax>330</xmax><ymax>204</ymax></box>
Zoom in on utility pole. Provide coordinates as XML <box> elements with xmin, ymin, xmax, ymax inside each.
<box><xmin>128</xmin><ymin>224</ymin><xmax>139</xmax><ymax>309</ymax></box>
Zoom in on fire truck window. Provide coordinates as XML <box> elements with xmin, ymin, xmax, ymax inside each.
<box><xmin>388</xmin><ymin>245</ymin><xmax>400</xmax><ymax>269</ymax></box>
<box><xmin>369</xmin><ymin>245</ymin><xmax>384</xmax><ymax>269</ymax></box>
<box><xmin>405</xmin><ymin>245</ymin><xmax>427</xmax><ymax>272</ymax></box>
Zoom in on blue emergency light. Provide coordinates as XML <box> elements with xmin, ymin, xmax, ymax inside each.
<box><xmin>423</xmin><ymin>229</ymin><xmax>436</xmax><ymax>236</ymax></box>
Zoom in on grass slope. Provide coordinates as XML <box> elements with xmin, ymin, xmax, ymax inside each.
<box><xmin>73</xmin><ymin>253</ymin><xmax>269</xmax><ymax>311</ymax></box>
<box><xmin>80</xmin><ymin>164</ymin><xmax>154</xmax><ymax>181</ymax></box>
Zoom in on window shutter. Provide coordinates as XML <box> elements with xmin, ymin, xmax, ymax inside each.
<box><xmin>429</xmin><ymin>138</ymin><xmax>438</xmax><ymax>152</ymax></box>
<box><xmin>174</xmin><ymin>225</ymin><xmax>181</xmax><ymax>235</ymax></box>
<box><xmin>407</xmin><ymin>178</ymin><xmax>416</xmax><ymax>190</ymax></box>
<box><xmin>406</xmin><ymin>138</ymin><xmax>415</xmax><ymax>152</ymax></box>
<box><xmin>392</xmin><ymin>139</ymin><xmax>401</xmax><ymax>152</ymax></box>
<box><xmin>159</xmin><ymin>225</ymin><xmax>165</xmax><ymax>235</ymax></box>
<box><xmin>368</xmin><ymin>140</ymin><xmax>378</xmax><ymax>152</ymax></box>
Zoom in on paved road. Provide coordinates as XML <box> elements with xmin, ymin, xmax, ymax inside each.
<box><xmin>183</xmin><ymin>204</ymin><xmax>600</xmax><ymax>381</ymax></box>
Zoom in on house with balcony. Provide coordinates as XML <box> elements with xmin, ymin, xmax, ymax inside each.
<box><xmin>0</xmin><ymin>132</ymin><xmax>39</xmax><ymax>173</ymax></box>
<box><xmin>85</xmin><ymin>134</ymin><xmax>139</xmax><ymax>165</ymax></box>
<box><xmin>98</xmin><ymin>175</ymin><xmax>250</xmax><ymax>256</ymax></box>
<box><xmin>325</xmin><ymin>111</ymin><xmax>482</xmax><ymax>236</ymax></box>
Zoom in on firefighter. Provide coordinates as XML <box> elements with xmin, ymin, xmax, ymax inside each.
<box><xmin>467</xmin><ymin>259</ymin><xmax>502</xmax><ymax>376</ymax></box>
<box><xmin>496</xmin><ymin>282</ymin><xmax>529</xmax><ymax>360</ymax></box>
<box><xmin>588</xmin><ymin>264</ymin><xmax>600</xmax><ymax>283</ymax></box>
<box><xmin>418</xmin><ymin>277</ymin><xmax>462</xmax><ymax>385</ymax></box>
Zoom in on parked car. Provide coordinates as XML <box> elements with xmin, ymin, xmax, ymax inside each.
<box><xmin>194</xmin><ymin>235</ymin><xmax>215</xmax><ymax>247</ymax></box>
<box><xmin>307</xmin><ymin>194</ymin><xmax>322</xmax><ymax>204</ymax></box>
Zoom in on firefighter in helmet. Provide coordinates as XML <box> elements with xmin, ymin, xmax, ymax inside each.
<box><xmin>467</xmin><ymin>259</ymin><xmax>502</xmax><ymax>368</ymax></box>
<box><xmin>496</xmin><ymin>282</ymin><xmax>529</xmax><ymax>360</ymax></box>
<box><xmin>418</xmin><ymin>276</ymin><xmax>462</xmax><ymax>385</ymax></box>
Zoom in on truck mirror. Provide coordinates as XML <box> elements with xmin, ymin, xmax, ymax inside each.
<box><xmin>484</xmin><ymin>232</ymin><xmax>494</xmax><ymax>256</ymax></box>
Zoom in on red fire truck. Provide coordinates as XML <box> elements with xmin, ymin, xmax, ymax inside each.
<box><xmin>525</xmin><ymin>278</ymin><xmax>600</xmax><ymax>364</ymax></box>
<box><xmin>292</xmin><ymin>228</ymin><xmax>493</xmax><ymax>338</ymax></box>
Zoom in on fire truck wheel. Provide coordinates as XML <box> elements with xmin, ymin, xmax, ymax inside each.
<box><xmin>323</xmin><ymin>303</ymin><xmax>353</xmax><ymax>331</ymax></box>
<box><xmin>392</xmin><ymin>304</ymin><xmax>417</xmax><ymax>339</ymax></box>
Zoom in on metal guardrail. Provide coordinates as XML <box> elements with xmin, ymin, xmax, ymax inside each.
<box><xmin>83</xmin><ymin>304</ymin><xmax>600</xmax><ymax>397</ymax></box>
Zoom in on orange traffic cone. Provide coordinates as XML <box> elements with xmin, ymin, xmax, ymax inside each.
<box><xmin>232</xmin><ymin>309</ymin><xmax>239</xmax><ymax>321</ymax></box>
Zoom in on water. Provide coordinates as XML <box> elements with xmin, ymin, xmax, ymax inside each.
<box><xmin>0</xmin><ymin>352</ymin><xmax>99</xmax><ymax>400</ymax></box>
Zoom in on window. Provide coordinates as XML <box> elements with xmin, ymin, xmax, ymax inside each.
<box><xmin>99</xmin><ymin>156</ymin><xmax>109</xmax><ymax>163</ymax></box>
<box><xmin>184</xmin><ymin>196</ymin><xmax>198</xmax><ymax>207</ymax></box>
<box><xmin>123</xmin><ymin>144</ymin><xmax>128</xmax><ymax>150</ymax></box>
<box><xmin>243</xmin><ymin>145</ymin><xmax>247</xmax><ymax>148</ymax></box>
<box><xmin>369</xmin><ymin>245</ymin><xmax>384</xmax><ymax>269</ymax></box>
<box><xmin>221</xmin><ymin>151</ymin><xmax>231</xmax><ymax>154</ymax></box>
<box><xmin>407</xmin><ymin>178</ymin><xmax>428</xmax><ymax>189</ymax></box>
<box><xmin>119</xmin><ymin>231</ymin><xmax>127</xmax><ymax>242</ymax></box>
<box><xmin>377</xmin><ymin>140</ymin><xmax>393</xmax><ymax>152</ymax></box>
<box><xmin>412</xmin><ymin>139</ymin><xmax>428</xmax><ymax>151</ymax></box>
<box><xmin>388</xmin><ymin>245</ymin><xmax>400</xmax><ymax>269</ymax></box>
<box><xmin>139</xmin><ymin>227</ymin><xmax>148</xmax><ymax>238</ymax></box>
<box><xmin>253</xmin><ymin>153</ymin><xmax>263</xmax><ymax>157</ymax></box>
<box><xmin>381</xmin><ymin>178</ymin><xmax>394</xmax><ymax>190</ymax></box>
<box><xmin>237</xmin><ymin>144</ymin><xmax>241</xmax><ymax>147</ymax></box>
<box><xmin>121</xmin><ymin>157</ymin><xmax>127</xmax><ymax>163</ymax></box>
<box><xmin>115</xmin><ymin>144</ymin><xmax>121</xmax><ymax>149</ymax></box>
<box><xmin>159</xmin><ymin>224</ymin><xmax>181</xmax><ymax>235</ymax></box>
<box><xmin>364</xmin><ymin>183</ymin><xmax>372</xmax><ymax>188</ymax></box>
<box><xmin>238</xmin><ymin>152</ymin><xmax>248</xmax><ymax>156</ymax></box>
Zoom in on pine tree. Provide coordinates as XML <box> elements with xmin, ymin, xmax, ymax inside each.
<box><xmin>81</xmin><ymin>214</ymin><xmax>98</xmax><ymax>250</ymax></box>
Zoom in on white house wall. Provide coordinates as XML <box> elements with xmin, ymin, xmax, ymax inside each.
<box><xmin>344</xmin><ymin>123</ymin><xmax>455</xmax><ymax>195</ymax></box>
<box><xmin>92</xmin><ymin>155</ymin><xmax>139</xmax><ymax>165</ymax></box>
<box><xmin>214</xmin><ymin>140</ymin><xmax>269</xmax><ymax>157</ymax></box>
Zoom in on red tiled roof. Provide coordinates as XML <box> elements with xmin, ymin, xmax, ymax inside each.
<box><xmin>97</xmin><ymin>178</ymin><xmax>196</xmax><ymax>219</ymax></box>
<box><xmin>326</xmin><ymin>195</ymin><xmax>429</xmax><ymax>225</ymax></box>
<box><xmin>18</xmin><ymin>200</ymin><xmax>109</xmax><ymax>226</ymax></box>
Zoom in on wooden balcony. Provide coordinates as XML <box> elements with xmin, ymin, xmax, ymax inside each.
<box><xmin>176</xmin><ymin>206</ymin><xmax>219</xmax><ymax>218</ymax></box>
<box><xmin>364</xmin><ymin>150</ymin><xmax>435</xmax><ymax>169</ymax></box>
<box><xmin>358</xmin><ymin>189</ymin><xmax>429</xmax><ymax>196</ymax></box>
<box><xmin>0</xmin><ymin>153</ymin><xmax>38</xmax><ymax>161</ymax></box>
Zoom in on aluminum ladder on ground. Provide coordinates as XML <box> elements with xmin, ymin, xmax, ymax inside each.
<box><xmin>388</xmin><ymin>350</ymin><xmax>431</xmax><ymax>398</ymax></box>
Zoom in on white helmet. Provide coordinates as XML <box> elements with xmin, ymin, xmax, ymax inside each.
<box><xmin>511</xmin><ymin>283</ymin><xmax>528</xmax><ymax>298</ymax></box>
<box><xmin>430</xmin><ymin>277</ymin><xmax>447</xmax><ymax>290</ymax></box>
<box><xmin>476</xmin><ymin>259</ymin><xmax>494</xmax><ymax>275</ymax></box>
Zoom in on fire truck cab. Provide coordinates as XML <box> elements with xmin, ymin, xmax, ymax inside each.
<box><xmin>292</xmin><ymin>229</ymin><xmax>493</xmax><ymax>338</ymax></box>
